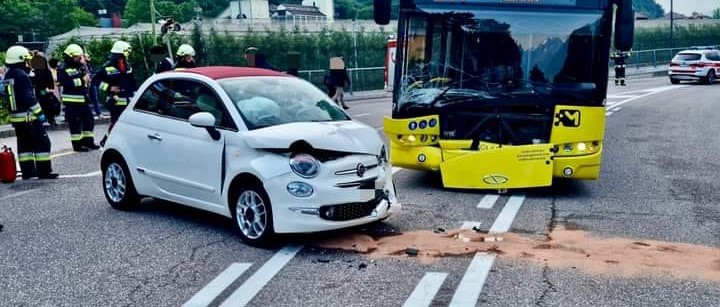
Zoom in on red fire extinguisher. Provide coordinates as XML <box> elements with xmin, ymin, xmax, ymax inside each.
<box><xmin>0</xmin><ymin>144</ymin><xmax>18</xmax><ymax>183</ymax></box>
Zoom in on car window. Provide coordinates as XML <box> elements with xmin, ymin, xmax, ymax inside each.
<box><xmin>219</xmin><ymin>76</ymin><xmax>350</xmax><ymax>130</ymax></box>
<box><xmin>135</xmin><ymin>79</ymin><xmax>236</xmax><ymax>129</ymax></box>
<box><xmin>673</xmin><ymin>53</ymin><xmax>701</xmax><ymax>61</ymax></box>
<box><xmin>707</xmin><ymin>51</ymin><xmax>720</xmax><ymax>61</ymax></box>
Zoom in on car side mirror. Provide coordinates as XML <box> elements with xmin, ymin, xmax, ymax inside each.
<box><xmin>614</xmin><ymin>0</ymin><xmax>634</xmax><ymax>51</ymax></box>
<box><xmin>189</xmin><ymin>112</ymin><xmax>221</xmax><ymax>141</ymax></box>
<box><xmin>373</xmin><ymin>0</ymin><xmax>391</xmax><ymax>25</ymax></box>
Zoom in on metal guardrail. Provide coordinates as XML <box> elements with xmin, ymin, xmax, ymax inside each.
<box><xmin>619</xmin><ymin>45</ymin><xmax>720</xmax><ymax>68</ymax></box>
<box><xmin>298</xmin><ymin>67</ymin><xmax>385</xmax><ymax>94</ymax></box>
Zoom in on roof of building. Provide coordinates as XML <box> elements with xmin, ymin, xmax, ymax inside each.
<box><xmin>180</xmin><ymin>66</ymin><xmax>288</xmax><ymax>79</ymax></box>
<box><xmin>274</xmin><ymin>4</ymin><xmax>326</xmax><ymax>17</ymax></box>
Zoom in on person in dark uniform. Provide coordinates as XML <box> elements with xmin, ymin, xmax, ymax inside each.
<box><xmin>92</xmin><ymin>40</ymin><xmax>138</xmax><ymax>124</ymax></box>
<box><xmin>174</xmin><ymin>44</ymin><xmax>198</xmax><ymax>70</ymax></box>
<box><xmin>29</xmin><ymin>51</ymin><xmax>60</xmax><ymax>128</ymax></box>
<box><xmin>58</xmin><ymin>44</ymin><xmax>99</xmax><ymax>152</ymax></box>
<box><xmin>611</xmin><ymin>51</ymin><xmax>628</xmax><ymax>86</ymax></box>
<box><xmin>3</xmin><ymin>45</ymin><xmax>58</xmax><ymax>179</ymax></box>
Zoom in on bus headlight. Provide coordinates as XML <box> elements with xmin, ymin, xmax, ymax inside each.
<box><xmin>563</xmin><ymin>144</ymin><xmax>573</xmax><ymax>153</ymax></box>
<box><xmin>577</xmin><ymin>142</ymin><xmax>587</xmax><ymax>152</ymax></box>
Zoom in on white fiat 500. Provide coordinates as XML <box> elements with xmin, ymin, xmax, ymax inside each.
<box><xmin>100</xmin><ymin>67</ymin><xmax>399</xmax><ymax>245</ymax></box>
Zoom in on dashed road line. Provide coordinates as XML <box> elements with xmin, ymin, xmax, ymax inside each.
<box><xmin>488</xmin><ymin>194</ymin><xmax>526</xmax><ymax>234</ymax></box>
<box><xmin>476</xmin><ymin>194</ymin><xmax>500</xmax><ymax>209</ymax></box>
<box><xmin>59</xmin><ymin>170</ymin><xmax>101</xmax><ymax>179</ymax></box>
<box><xmin>183</xmin><ymin>263</ymin><xmax>252</xmax><ymax>307</ymax></box>
<box><xmin>353</xmin><ymin>113</ymin><xmax>370</xmax><ymax>118</ymax></box>
<box><xmin>51</xmin><ymin>151</ymin><xmax>76</xmax><ymax>159</ymax></box>
<box><xmin>219</xmin><ymin>245</ymin><xmax>303</xmax><ymax>307</ymax></box>
<box><xmin>402</xmin><ymin>272</ymin><xmax>448</xmax><ymax>307</ymax></box>
<box><xmin>448</xmin><ymin>253</ymin><xmax>497</xmax><ymax>307</ymax></box>
<box><xmin>0</xmin><ymin>189</ymin><xmax>40</xmax><ymax>201</ymax></box>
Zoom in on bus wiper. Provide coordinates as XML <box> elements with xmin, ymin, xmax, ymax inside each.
<box><xmin>512</xmin><ymin>80</ymin><xmax>590</xmax><ymax>101</ymax></box>
<box><xmin>429</xmin><ymin>74</ymin><xmax>491</xmax><ymax>107</ymax></box>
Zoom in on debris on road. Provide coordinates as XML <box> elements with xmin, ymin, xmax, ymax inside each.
<box><xmin>433</xmin><ymin>228</ymin><xmax>446</xmax><ymax>234</ymax></box>
<box><xmin>358</xmin><ymin>262</ymin><xmax>368</xmax><ymax>270</ymax></box>
<box><xmin>314</xmin><ymin>227</ymin><xmax>720</xmax><ymax>281</ymax></box>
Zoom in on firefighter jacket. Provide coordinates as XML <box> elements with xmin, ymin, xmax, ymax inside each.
<box><xmin>92</xmin><ymin>55</ymin><xmax>138</xmax><ymax>106</ymax></box>
<box><xmin>57</xmin><ymin>60</ymin><xmax>89</xmax><ymax>105</ymax></box>
<box><xmin>3</xmin><ymin>65</ymin><xmax>43</xmax><ymax>123</ymax></box>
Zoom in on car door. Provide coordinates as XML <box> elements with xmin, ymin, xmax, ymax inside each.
<box><xmin>132</xmin><ymin>78</ymin><xmax>236</xmax><ymax>210</ymax></box>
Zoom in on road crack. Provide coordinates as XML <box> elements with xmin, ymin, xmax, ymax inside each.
<box><xmin>535</xmin><ymin>196</ymin><xmax>559</xmax><ymax>307</ymax></box>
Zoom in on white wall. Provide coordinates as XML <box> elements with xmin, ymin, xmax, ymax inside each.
<box><xmin>239</xmin><ymin>0</ymin><xmax>270</xmax><ymax>19</ymax></box>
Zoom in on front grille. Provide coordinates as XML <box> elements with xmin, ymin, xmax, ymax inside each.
<box><xmin>319</xmin><ymin>192</ymin><xmax>386</xmax><ymax>221</ymax></box>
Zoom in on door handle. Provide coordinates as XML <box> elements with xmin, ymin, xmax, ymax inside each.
<box><xmin>147</xmin><ymin>133</ymin><xmax>163</xmax><ymax>141</ymax></box>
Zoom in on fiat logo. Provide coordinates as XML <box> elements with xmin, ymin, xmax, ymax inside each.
<box><xmin>356</xmin><ymin>164</ymin><xmax>367</xmax><ymax>177</ymax></box>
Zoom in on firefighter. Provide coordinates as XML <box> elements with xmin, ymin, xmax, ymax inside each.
<box><xmin>3</xmin><ymin>46</ymin><xmax>58</xmax><ymax>179</ymax></box>
<box><xmin>174</xmin><ymin>44</ymin><xmax>197</xmax><ymax>70</ymax></box>
<box><xmin>612</xmin><ymin>51</ymin><xmax>628</xmax><ymax>86</ymax></box>
<box><xmin>92</xmin><ymin>40</ymin><xmax>137</xmax><ymax>124</ymax></box>
<box><xmin>58</xmin><ymin>44</ymin><xmax>99</xmax><ymax>152</ymax></box>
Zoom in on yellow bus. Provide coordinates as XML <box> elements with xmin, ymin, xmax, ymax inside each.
<box><xmin>373</xmin><ymin>0</ymin><xmax>635</xmax><ymax>190</ymax></box>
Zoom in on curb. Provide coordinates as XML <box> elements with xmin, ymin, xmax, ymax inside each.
<box><xmin>1</xmin><ymin>117</ymin><xmax>112</xmax><ymax>139</ymax></box>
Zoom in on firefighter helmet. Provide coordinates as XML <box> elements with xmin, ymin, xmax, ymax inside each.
<box><xmin>5</xmin><ymin>46</ymin><xmax>32</xmax><ymax>64</ymax></box>
<box><xmin>64</xmin><ymin>44</ymin><xmax>84</xmax><ymax>57</ymax></box>
<box><xmin>111</xmin><ymin>40</ymin><xmax>132</xmax><ymax>57</ymax></box>
<box><xmin>176</xmin><ymin>44</ymin><xmax>196</xmax><ymax>57</ymax></box>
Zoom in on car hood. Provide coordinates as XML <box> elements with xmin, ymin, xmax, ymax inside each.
<box><xmin>242</xmin><ymin>121</ymin><xmax>382</xmax><ymax>155</ymax></box>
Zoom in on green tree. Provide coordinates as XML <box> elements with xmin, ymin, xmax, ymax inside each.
<box><xmin>713</xmin><ymin>8</ymin><xmax>720</xmax><ymax>19</ymax></box>
<box><xmin>0</xmin><ymin>0</ymin><xmax>95</xmax><ymax>49</ymax></box>
<box><xmin>632</xmin><ymin>0</ymin><xmax>665</xmax><ymax>19</ymax></box>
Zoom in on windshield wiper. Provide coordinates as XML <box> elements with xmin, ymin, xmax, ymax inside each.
<box><xmin>510</xmin><ymin>80</ymin><xmax>593</xmax><ymax>101</ymax></box>
<box><xmin>428</xmin><ymin>74</ymin><xmax>496</xmax><ymax>107</ymax></box>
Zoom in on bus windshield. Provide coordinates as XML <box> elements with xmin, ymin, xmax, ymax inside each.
<box><xmin>398</xmin><ymin>8</ymin><xmax>608</xmax><ymax>112</ymax></box>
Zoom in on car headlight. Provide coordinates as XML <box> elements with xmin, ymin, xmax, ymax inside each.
<box><xmin>289</xmin><ymin>154</ymin><xmax>320</xmax><ymax>178</ymax></box>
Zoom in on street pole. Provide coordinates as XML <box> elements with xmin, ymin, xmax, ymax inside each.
<box><xmin>669</xmin><ymin>0</ymin><xmax>673</xmax><ymax>48</ymax></box>
<box><xmin>150</xmin><ymin>0</ymin><xmax>157</xmax><ymax>44</ymax></box>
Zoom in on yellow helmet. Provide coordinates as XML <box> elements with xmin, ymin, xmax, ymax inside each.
<box><xmin>64</xmin><ymin>44</ymin><xmax>84</xmax><ymax>57</ymax></box>
<box><xmin>111</xmin><ymin>40</ymin><xmax>132</xmax><ymax>57</ymax></box>
<box><xmin>5</xmin><ymin>45</ymin><xmax>32</xmax><ymax>64</ymax></box>
<box><xmin>176</xmin><ymin>44</ymin><xmax>195</xmax><ymax>57</ymax></box>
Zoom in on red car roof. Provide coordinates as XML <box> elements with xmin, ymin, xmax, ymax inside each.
<box><xmin>181</xmin><ymin>66</ymin><xmax>289</xmax><ymax>80</ymax></box>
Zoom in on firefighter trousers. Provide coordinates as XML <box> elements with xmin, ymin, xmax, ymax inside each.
<box><xmin>13</xmin><ymin>121</ymin><xmax>53</xmax><ymax>177</ymax></box>
<box><xmin>65</xmin><ymin>103</ymin><xmax>96</xmax><ymax>150</ymax></box>
<box><xmin>615</xmin><ymin>67</ymin><xmax>626</xmax><ymax>86</ymax></box>
<box><xmin>108</xmin><ymin>98</ymin><xmax>128</xmax><ymax>124</ymax></box>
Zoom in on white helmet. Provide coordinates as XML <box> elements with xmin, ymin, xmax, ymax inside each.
<box><xmin>111</xmin><ymin>40</ymin><xmax>132</xmax><ymax>57</ymax></box>
<box><xmin>176</xmin><ymin>44</ymin><xmax>196</xmax><ymax>57</ymax></box>
<box><xmin>5</xmin><ymin>46</ymin><xmax>32</xmax><ymax>64</ymax></box>
<box><xmin>64</xmin><ymin>44</ymin><xmax>84</xmax><ymax>57</ymax></box>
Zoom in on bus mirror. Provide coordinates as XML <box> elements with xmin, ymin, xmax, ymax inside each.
<box><xmin>374</xmin><ymin>0</ymin><xmax>391</xmax><ymax>25</ymax></box>
<box><xmin>614</xmin><ymin>0</ymin><xmax>634</xmax><ymax>51</ymax></box>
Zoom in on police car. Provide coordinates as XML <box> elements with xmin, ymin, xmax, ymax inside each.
<box><xmin>668</xmin><ymin>47</ymin><xmax>720</xmax><ymax>84</ymax></box>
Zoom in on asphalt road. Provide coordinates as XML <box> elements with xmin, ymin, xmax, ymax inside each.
<box><xmin>1</xmin><ymin>76</ymin><xmax>719</xmax><ymax>307</ymax></box>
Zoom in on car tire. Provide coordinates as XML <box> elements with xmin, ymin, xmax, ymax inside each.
<box><xmin>102</xmin><ymin>156</ymin><xmax>140</xmax><ymax>210</ymax></box>
<box><xmin>706</xmin><ymin>70</ymin><xmax>716</xmax><ymax>84</ymax></box>
<box><xmin>230</xmin><ymin>182</ymin><xmax>275</xmax><ymax>246</ymax></box>
<box><xmin>670</xmin><ymin>78</ymin><xmax>680</xmax><ymax>84</ymax></box>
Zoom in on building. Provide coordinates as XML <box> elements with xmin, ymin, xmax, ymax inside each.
<box><xmin>664</xmin><ymin>12</ymin><xmax>687</xmax><ymax>20</ymax></box>
<box><xmin>271</xmin><ymin>4</ymin><xmax>327</xmax><ymax>21</ymax></box>
<box><xmin>219</xmin><ymin>0</ymin><xmax>271</xmax><ymax>19</ymax></box>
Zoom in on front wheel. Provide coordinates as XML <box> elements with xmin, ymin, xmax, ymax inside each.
<box><xmin>231</xmin><ymin>183</ymin><xmax>275</xmax><ymax>246</ymax></box>
<box><xmin>670</xmin><ymin>78</ymin><xmax>680</xmax><ymax>84</ymax></box>
<box><xmin>102</xmin><ymin>157</ymin><xmax>140</xmax><ymax>210</ymax></box>
<box><xmin>705</xmin><ymin>70</ymin><xmax>716</xmax><ymax>84</ymax></box>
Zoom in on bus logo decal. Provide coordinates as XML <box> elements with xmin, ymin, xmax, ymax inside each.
<box><xmin>483</xmin><ymin>174</ymin><xmax>509</xmax><ymax>185</ymax></box>
<box><xmin>555</xmin><ymin>110</ymin><xmax>581</xmax><ymax>127</ymax></box>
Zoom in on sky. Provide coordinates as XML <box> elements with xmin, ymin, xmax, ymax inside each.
<box><xmin>654</xmin><ymin>0</ymin><xmax>718</xmax><ymax>16</ymax></box>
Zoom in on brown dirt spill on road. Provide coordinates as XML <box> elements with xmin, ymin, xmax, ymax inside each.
<box><xmin>314</xmin><ymin>228</ymin><xmax>720</xmax><ymax>281</ymax></box>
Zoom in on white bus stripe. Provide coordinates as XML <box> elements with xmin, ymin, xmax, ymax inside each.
<box><xmin>219</xmin><ymin>245</ymin><xmax>303</xmax><ymax>307</ymax></box>
<box><xmin>402</xmin><ymin>272</ymin><xmax>448</xmax><ymax>307</ymax></box>
<box><xmin>182</xmin><ymin>263</ymin><xmax>252</xmax><ymax>307</ymax></box>
<box><xmin>476</xmin><ymin>194</ymin><xmax>500</xmax><ymax>209</ymax></box>
<box><xmin>448</xmin><ymin>253</ymin><xmax>497</xmax><ymax>307</ymax></box>
<box><xmin>488</xmin><ymin>194</ymin><xmax>526</xmax><ymax>234</ymax></box>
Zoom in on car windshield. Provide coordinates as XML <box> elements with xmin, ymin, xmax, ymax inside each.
<box><xmin>673</xmin><ymin>53</ymin><xmax>702</xmax><ymax>61</ymax></box>
<box><xmin>219</xmin><ymin>77</ymin><xmax>350</xmax><ymax>130</ymax></box>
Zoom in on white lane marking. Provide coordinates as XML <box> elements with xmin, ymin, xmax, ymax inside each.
<box><xmin>607</xmin><ymin>94</ymin><xmax>637</xmax><ymax>99</ymax></box>
<box><xmin>183</xmin><ymin>263</ymin><xmax>252</xmax><ymax>307</ymax></box>
<box><xmin>476</xmin><ymin>194</ymin><xmax>500</xmax><ymax>209</ymax></box>
<box><xmin>402</xmin><ymin>272</ymin><xmax>448</xmax><ymax>307</ymax></box>
<box><xmin>606</xmin><ymin>111</ymin><xmax>615</xmax><ymax>116</ymax></box>
<box><xmin>219</xmin><ymin>245</ymin><xmax>303</xmax><ymax>307</ymax></box>
<box><xmin>59</xmin><ymin>170</ymin><xmax>101</xmax><ymax>179</ymax></box>
<box><xmin>392</xmin><ymin>167</ymin><xmax>402</xmax><ymax>174</ymax></box>
<box><xmin>376</xmin><ymin>127</ymin><xmax>384</xmax><ymax>131</ymax></box>
<box><xmin>0</xmin><ymin>189</ymin><xmax>39</xmax><ymax>201</ymax></box>
<box><xmin>488</xmin><ymin>194</ymin><xmax>526</xmax><ymax>234</ymax></box>
<box><xmin>448</xmin><ymin>253</ymin><xmax>497</xmax><ymax>307</ymax></box>
<box><xmin>460</xmin><ymin>221</ymin><xmax>482</xmax><ymax>230</ymax></box>
<box><xmin>353</xmin><ymin>113</ymin><xmax>370</xmax><ymax>117</ymax></box>
<box><xmin>611</xmin><ymin>107</ymin><xmax>622</xmax><ymax>112</ymax></box>
<box><xmin>50</xmin><ymin>151</ymin><xmax>76</xmax><ymax>159</ymax></box>
<box><xmin>609</xmin><ymin>85</ymin><xmax>685</xmax><ymax>110</ymax></box>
